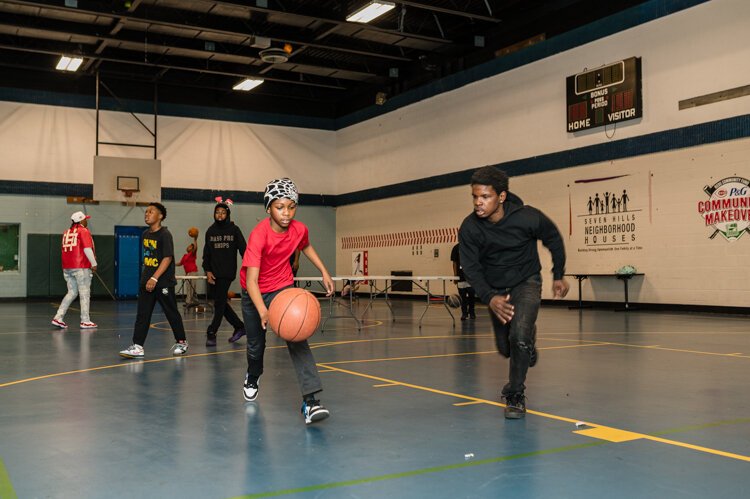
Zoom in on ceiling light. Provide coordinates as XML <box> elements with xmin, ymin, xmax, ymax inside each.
<box><xmin>232</xmin><ymin>78</ymin><xmax>264</xmax><ymax>91</ymax></box>
<box><xmin>56</xmin><ymin>55</ymin><xmax>83</xmax><ymax>72</ymax></box>
<box><xmin>347</xmin><ymin>1</ymin><xmax>395</xmax><ymax>23</ymax></box>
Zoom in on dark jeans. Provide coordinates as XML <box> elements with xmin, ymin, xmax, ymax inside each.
<box><xmin>488</xmin><ymin>274</ymin><xmax>542</xmax><ymax>397</ymax></box>
<box><xmin>241</xmin><ymin>288</ymin><xmax>323</xmax><ymax>397</ymax></box>
<box><xmin>458</xmin><ymin>286</ymin><xmax>475</xmax><ymax>316</ymax></box>
<box><xmin>207</xmin><ymin>278</ymin><xmax>244</xmax><ymax>334</ymax></box>
<box><xmin>133</xmin><ymin>285</ymin><xmax>187</xmax><ymax>346</ymax></box>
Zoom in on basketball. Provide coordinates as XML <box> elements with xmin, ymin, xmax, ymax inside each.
<box><xmin>446</xmin><ymin>294</ymin><xmax>461</xmax><ymax>308</ymax></box>
<box><xmin>268</xmin><ymin>288</ymin><xmax>321</xmax><ymax>342</ymax></box>
<box><xmin>188</xmin><ymin>227</ymin><xmax>199</xmax><ymax>238</ymax></box>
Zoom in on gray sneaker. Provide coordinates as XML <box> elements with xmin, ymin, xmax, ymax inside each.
<box><xmin>503</xmin><ymin>393</ymin><xmax>526</xmax><ymax>419</ymax></box>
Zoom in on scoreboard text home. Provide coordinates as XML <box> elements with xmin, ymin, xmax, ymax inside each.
<box><xmin>566</xmin><ymin>57</ymin><xmax>642</xmax><ymax>132</ymax></box>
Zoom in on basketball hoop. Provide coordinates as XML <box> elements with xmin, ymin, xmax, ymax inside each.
<box><xmin>120</xmin><ymin>188</ymin><xmax>139</xmax><ymax>207</ymax></box>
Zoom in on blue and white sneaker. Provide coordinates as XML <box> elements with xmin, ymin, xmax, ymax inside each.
<box><xmin>301</xmin><ymin>399</ymin><xmax>330</xmax><ymax>425</ymax></box>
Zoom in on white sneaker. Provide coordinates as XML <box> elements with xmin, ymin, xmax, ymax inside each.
<box><xmin>80</xmin><ymin>321</ymin><xmax>98</xmax><ymax>329</ymax></box>
<box><xmin>119</xmin><ymin>344</ymin><xmax>144</xmax><ymax>359</ymax></box>
<box><xmin>51</xmin><ymin>318</ymin><xmax>67</xmax><ymax>328</ymax></box>
<box><xmin>243</xmin><ymin>374</ymin><xmax>259</xmax><ymax>402</ymax></box>
<box><xmin>171</xmin><ymin>341</ymin><xmax>189</xmax><ymax>356</ymax></box>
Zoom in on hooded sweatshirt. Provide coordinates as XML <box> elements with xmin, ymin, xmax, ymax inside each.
<box><xmin>458</xmin><ymin>191</ymin><xmax>565</xmax><ymax>304</ymax></box>
<box><xmin>202</xmin><ymin>208</ymin><xmax>246</xmax><ymax>280</ymax></box>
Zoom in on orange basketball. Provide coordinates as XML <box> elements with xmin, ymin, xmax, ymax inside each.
<box><xmin>268</xmin><ymin>288</ymin><xmax>321</xmax><ymax>342</ymax></box>
<box><xmin>188</xmin><ymin>227</ymin><xmax>199</xmax><ymax>238</ymax></box>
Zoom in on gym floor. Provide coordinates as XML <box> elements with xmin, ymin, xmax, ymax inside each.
<box><xmin>0</xmin><ymin>298</ymin><xmax>748</xmax><ymax>498</ymax></box>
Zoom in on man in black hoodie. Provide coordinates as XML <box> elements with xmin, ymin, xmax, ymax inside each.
<box><xmin>203</xmin><ymin>200</ymin><xmax>247</xmax><ymax>346</ymax></box>
<box><xmin>459</xmin><ymin>166</ymin><xmax>569</xmax><ymax>419</ymax></box>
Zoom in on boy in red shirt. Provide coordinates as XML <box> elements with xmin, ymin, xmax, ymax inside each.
<box><xmin>176</xmin><ymin>242</ymin><xmax>199</xmax><ymax>306</ymax></box>
<box><xmin>240</xmin><ymin>178</ymin><xmax>334</xmax><ymax>424</ymax></box>
<box><xmin>52</xmin><ymin>211</ymin><xmax>98</xmax><ymax>329</ymax></box>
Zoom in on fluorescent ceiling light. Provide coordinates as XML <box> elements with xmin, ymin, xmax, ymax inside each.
<box><xmin>56</xmin><ymin>55</ymin><xmax>83</xmax><ymax>71</ymax></box>
<box><xmin>232</xmin><ymin>78</ymin><xmax>264</xmax><ymax>91</ymax></box>
<box><xmin>347</xmin><ymin>1</ymin><xmax>395</xmax><ymax>23</ymax></box>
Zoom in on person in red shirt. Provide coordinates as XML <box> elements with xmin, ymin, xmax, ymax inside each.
<box><xmin>52</xmin><ymin>211</ymin><xmax>98</xmax><ymax>329</ymax></box>
<box><xmin>240</xmin><ymin>178</ymin><xmax>335</xmax><ymax>425</ymax></box>
<box><xmin>176</xmin><ymin>242</ymin><xmax>199</xmax><ymax>306</ymax></box>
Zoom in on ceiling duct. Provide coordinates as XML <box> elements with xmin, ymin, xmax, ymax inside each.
<box><xmin>259</xmin><ymin>48</ymin><xmax>289</xmax><ymax>64</ymax></box>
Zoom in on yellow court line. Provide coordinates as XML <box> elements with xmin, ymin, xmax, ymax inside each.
<box><xmin>602</xmin><ymin>341</ymin><xmax>750</xmax><ymax>359</ymax></box>
<box><xmin>317</xmin><ymin>363</ymin><xmax>750</xmax><ymax>463</ymax></box>
<box><xmin>0</xmin><ymin>347</ymin><xmax>281</xmax><ymax>389</ymax></box>
<box><xmin>373</xmin><ymin>383</ymin><xmax>400</xmax><ymax>388</ymax></box>
<box><xmin>0</xmin><ymin>335</ymin><xmax>489</xmax><ymax>388</ymax></box>
<box><xmin>453</xmin><ymin>400</ymin><xmax>485</xmax><ymax>406</ymax></box>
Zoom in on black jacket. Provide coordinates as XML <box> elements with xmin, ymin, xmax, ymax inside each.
<box><xmin>202</xmin><ymin>222</ymin><xmax>246</xmax><ymax>280</ymax></box>
<box><xmin>458</xmin><ymin>192</ymin><xmax>565</xmax><ymax>304</ymax></box>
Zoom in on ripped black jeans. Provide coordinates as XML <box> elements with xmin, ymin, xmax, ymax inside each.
<box><xmin>488</xmin><ymin>274</ymin><xmax>542</xmax><ymax>397</ymax></box>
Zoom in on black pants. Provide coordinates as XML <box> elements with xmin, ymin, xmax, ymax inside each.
<box><xmin>488</xmin><ymin>274</ymin><xmax>542</xmax><ymax>397</ymax></box>
<box><xmin>133</xmin><ymin>285</ymin><xmax>186</xmax><ymax>346</ymax></box>
<box><xmin>207</xmin><ymin>278</ymin><xmax>244</xmax><ymax>334</ymax></box>
<box><xmin>458</xmin><ymin>286</ymin><xmax>475</xmax><ymax>316</ymax></box>
<box><xmin>242</xmin><ymin>288</ymin><xmax>322</xmax><ymax>397</ymax></box>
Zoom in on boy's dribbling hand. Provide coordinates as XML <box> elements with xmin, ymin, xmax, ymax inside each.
<box><xmin>490</xmin><ymin>294</ymin><xmax>514</xmax><ymax>324</ymax></box>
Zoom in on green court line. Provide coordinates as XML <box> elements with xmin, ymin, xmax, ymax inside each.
<box><xmin>652</xmin><ymin>418</ymin><xmax>750</xmax><ymax>436</ymax></box>
<box><xmin>228</xmin><ymin>441</ymin><xmax>607</xmax><ymax>499</ymax></box>
<box><xmin>0</xmin><ymin>457</ymin><xmax>18</xmax><ymax>499</ymax></box>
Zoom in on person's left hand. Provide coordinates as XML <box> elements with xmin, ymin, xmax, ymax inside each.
<box><xmin>322</xmin><ymin>275</ymin><xmax>335</xmax><ymax>296</ymax></box>
<box><xmin>145</xmin><ymin>278</ymin><xmax>156</xmax><ymax>292</ymax></box>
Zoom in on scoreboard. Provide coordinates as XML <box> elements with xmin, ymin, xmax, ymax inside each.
<box><xmin>566</xmin><ymin>57</ymin><xmax>642</xmax><ymax>132</ymax></box>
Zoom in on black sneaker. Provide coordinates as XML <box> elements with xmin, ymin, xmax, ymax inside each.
<box><xmin>301</xmin><ymin>399</ymin><xmax>330</xmax><ymax>424</ymax></box>
<box><xmin>468</xmin><ymin>313</ymin><xmax>476</xmax><ymax>319</ymax></box>
<box><xmin>206</xmin><ymin>333</ymin><xmax>217</xmax><ymax>347</ymax></box>
<box><xmin>529</xmin><ymin>346</ymin><xmax>538</xmax><ymax>368</ymax></box>
<box><xmin>243</xmin><ymin>375</ymin><xmax>259</xmax><ymax>402</ymax></box>
<box><xmin>228</xmin><ymin>328</ymin><xmax>246</xmax><ymax>343</ymax></box>
<box><xmin>503</xmin><ymin>393</ymin><xmax>526</xmax><ymax>419</ymax></box>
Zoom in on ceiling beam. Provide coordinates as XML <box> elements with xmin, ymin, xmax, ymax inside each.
<box><xmin>395</xmin><ymin>1</ymin><xmax>501</xmax><ymax>23</ymax></box>
<box><xmin>0</xmin><ymin>44</ymin><xmax>348</xmax><ymax>90</ymax></box>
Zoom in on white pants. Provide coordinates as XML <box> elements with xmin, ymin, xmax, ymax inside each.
<box><xmin>55</xmin><ymin>268</ymin><xmax>93</xmax><ymax>322</ymax></box>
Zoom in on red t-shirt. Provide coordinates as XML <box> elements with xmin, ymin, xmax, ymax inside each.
<box><xmin>61</xmin><ymin>225</ymin><xmax>95</xmax><ymax>269</ymax></box>
<box><xmin>179</xmin><ymin>252</ymin><xmax>198</xmax><ymax>273</ymax></box>
<box><xmin>240</xmin><ymin>219</ymin><xmax>309</xmax><ymax>293</ymax></box>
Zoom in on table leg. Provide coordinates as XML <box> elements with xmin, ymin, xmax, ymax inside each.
<box><xmin>418</xmin><ymin>280</ymin><xmax>430</xmax><ymax>329</ymax></box>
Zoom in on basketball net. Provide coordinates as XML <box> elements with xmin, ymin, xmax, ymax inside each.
<box><xmin>122</xmin><ymin>189</ymin><xmax>137</xmax><ymax>207</ymax></box>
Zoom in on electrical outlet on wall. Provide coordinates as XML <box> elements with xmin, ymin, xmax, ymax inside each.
<box><xmin>433</xmin><ymin>248</ymin><xmax>439</xmax><ymax>258</ymax></box>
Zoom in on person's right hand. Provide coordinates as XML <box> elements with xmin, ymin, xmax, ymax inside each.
<box><xmin>206</xmin><ymin>271</ymin><xmax>216</xmax><ymax>285</ymax></box>
<box><xmin>259</xmin><ymin>308</ymin><xmax>269</xmax><ymax>330</ymax></box>
<box><xmin>489</xmin><ymin>294</ymin><xmax>514</xmax><ymax>324</ymax></box>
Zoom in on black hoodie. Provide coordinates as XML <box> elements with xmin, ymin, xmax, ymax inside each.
<box><xmin>458</xmin><ymin>191</ymin><xmax>565</xmax><ymax>304</ymax></box>
<box><xmin>202</xmin><ymin>211</ymin><xmax>246</xmax><ymax>280</ymax></box>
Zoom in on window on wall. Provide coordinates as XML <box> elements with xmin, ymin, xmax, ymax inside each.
<box><xmin>0</xmin><ymin>224</ymin><xmax>20</xmax><ymax>272</ymax></box>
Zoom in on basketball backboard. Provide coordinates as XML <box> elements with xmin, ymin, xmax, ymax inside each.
<box><xmin>93</xmin><ymin>156</ymin><xmax>161</xmax><ymax>204</ymax></box>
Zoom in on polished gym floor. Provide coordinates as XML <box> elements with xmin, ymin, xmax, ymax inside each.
<box><xmin>0</xmin><ymin>297</ymin><xmax>748</xmax><ymax>498</ymax></box>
